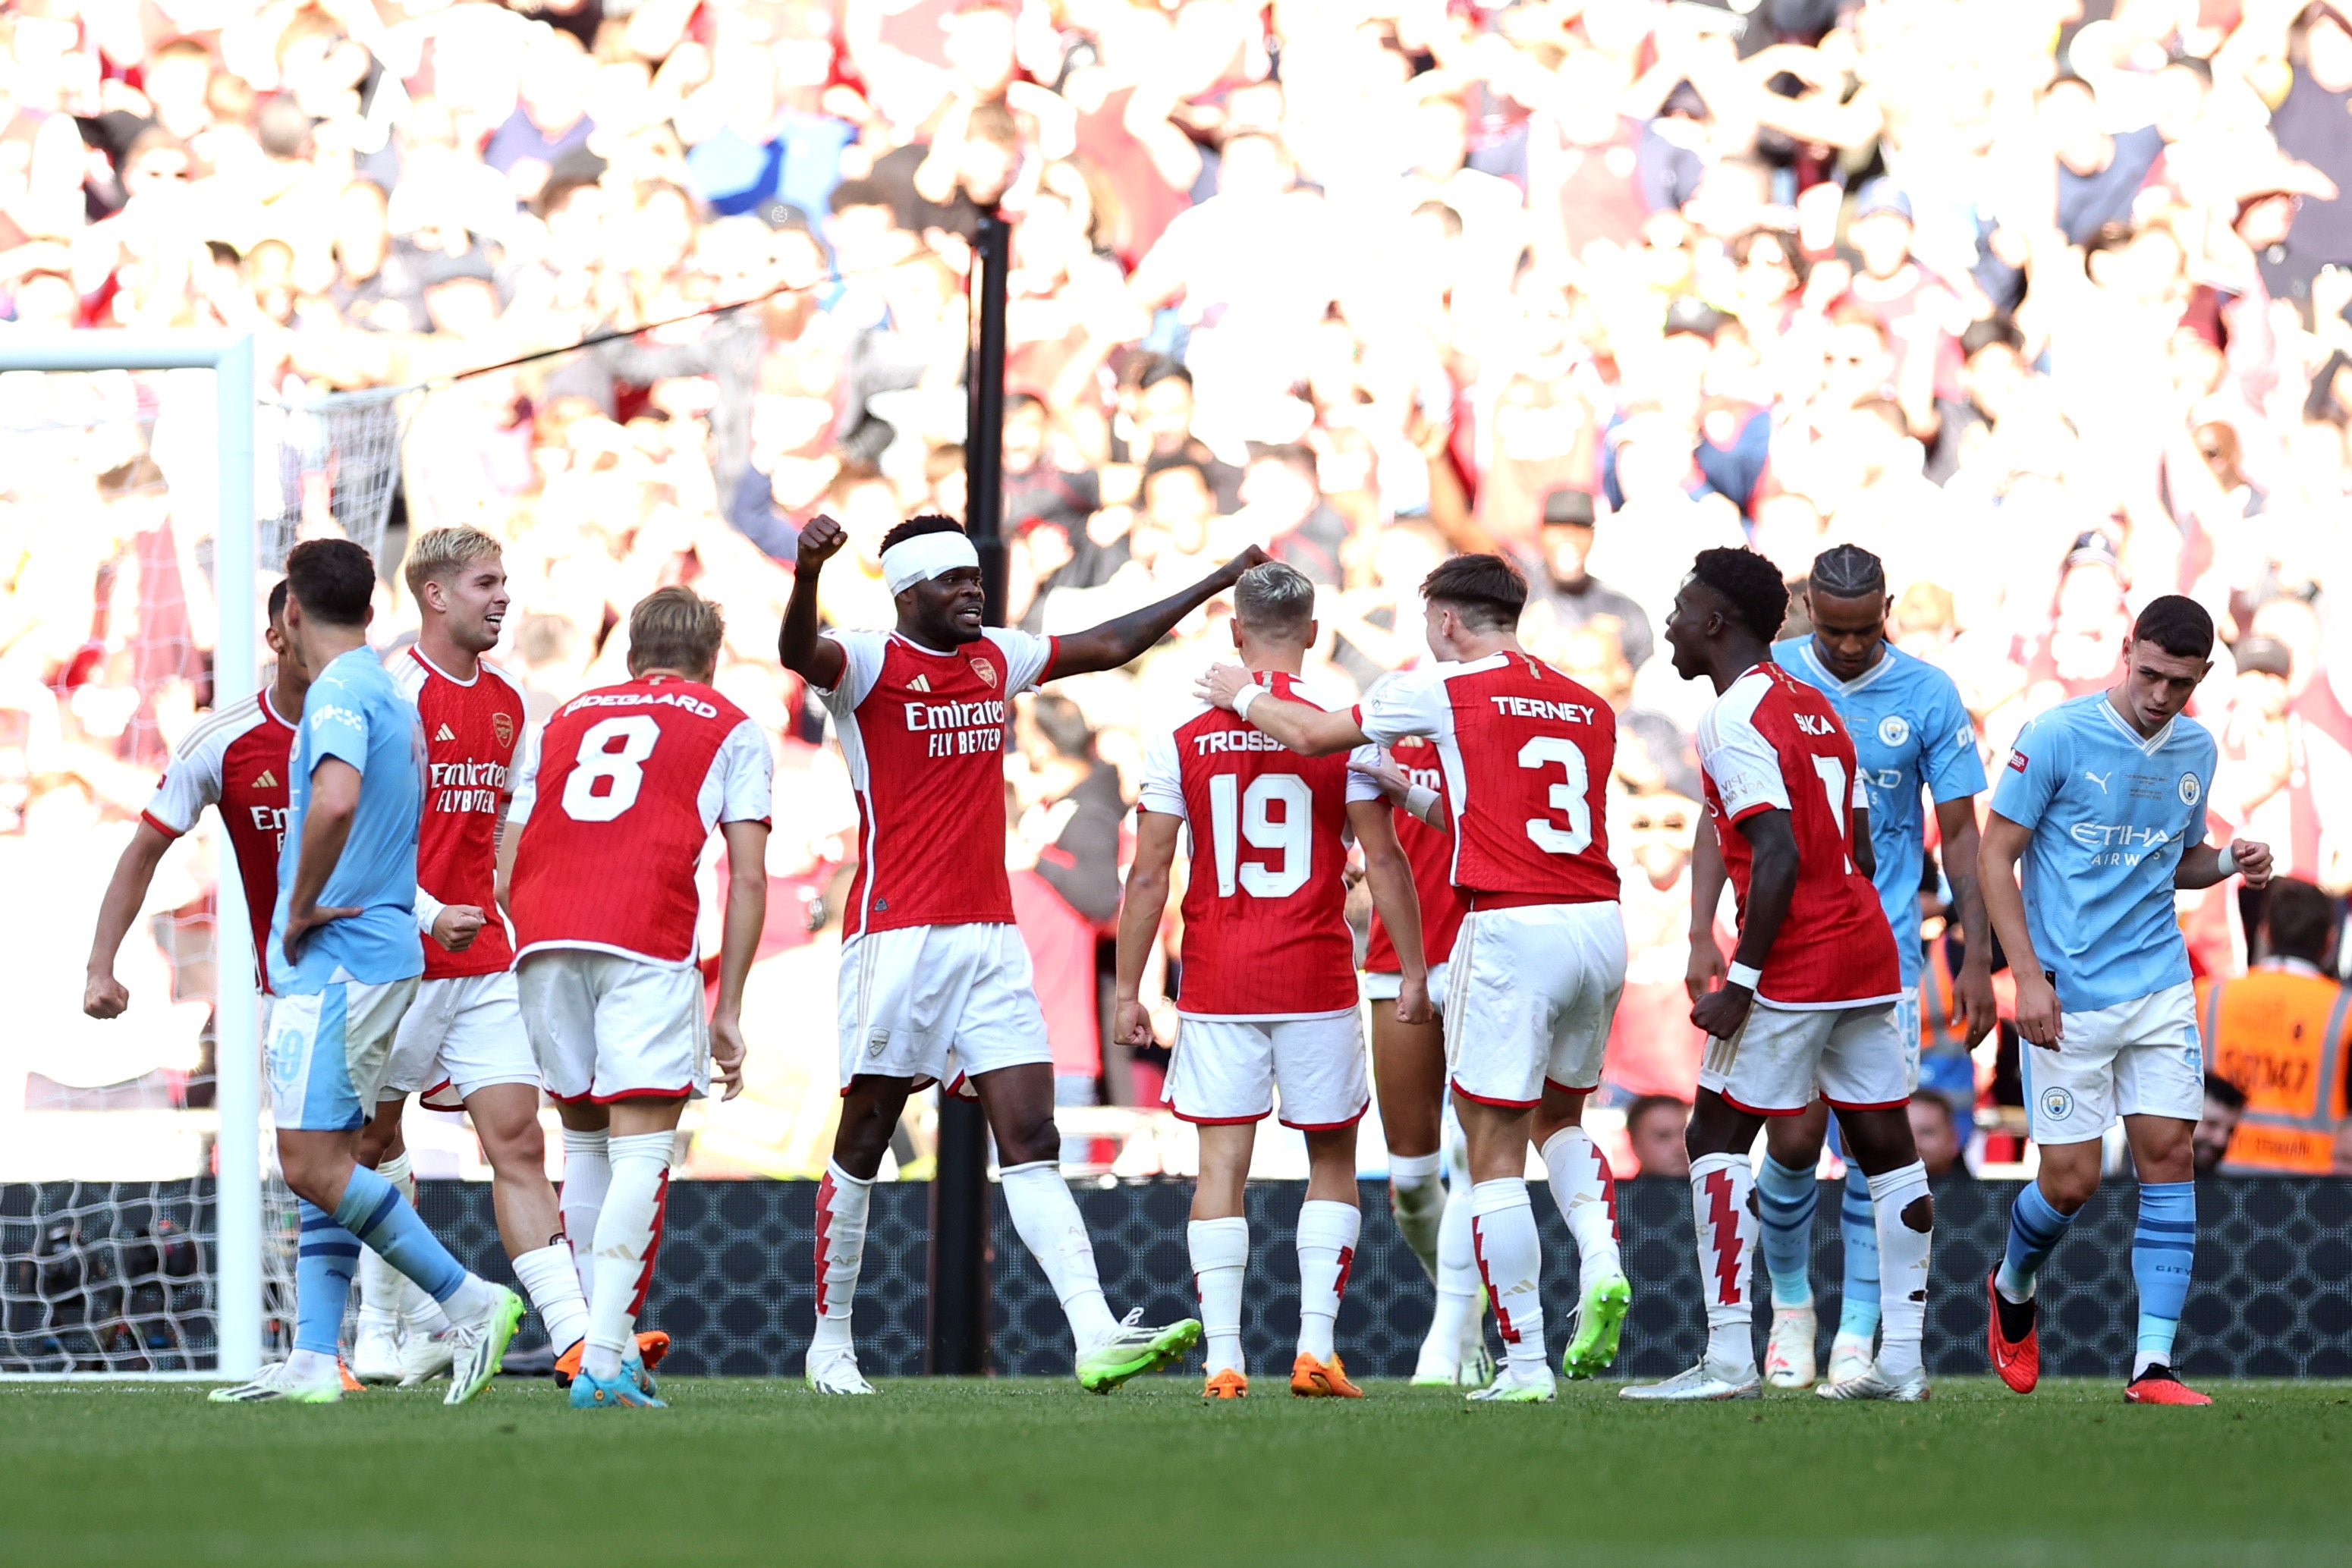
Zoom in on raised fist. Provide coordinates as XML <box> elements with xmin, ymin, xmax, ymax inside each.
<box><xmin>797</xmin><ymin>513</ymin><xmax>847</xmax><ymax>568</ymax></box>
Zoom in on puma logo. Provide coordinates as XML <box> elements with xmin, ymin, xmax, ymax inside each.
<box><xmin>2083</xmin><ymin>770</ymin><xmax>2111</xmax><ymax>792</ymax></box>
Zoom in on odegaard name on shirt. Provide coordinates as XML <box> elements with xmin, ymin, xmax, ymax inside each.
<box><xmin>560</xmin><ymin>690</ymin><xmax>723</xmax><ymax>719</ymax></box>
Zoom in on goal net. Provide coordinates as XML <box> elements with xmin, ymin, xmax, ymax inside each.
<box><xmin>0</xmin><ymin>338</ymin><xmax>402</xmax><ymax>1376</ymax></box>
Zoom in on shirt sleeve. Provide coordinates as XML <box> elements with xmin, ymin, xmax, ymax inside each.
<box><xmin>1354</xmin><ymin>668</ymin><xmax>1451</xmax><ymax>748</ymax></box>
<box><xmin>413</xmin><ymin>885</ymin><xmax>446</xmax><ymax>935</ymax></box>
<box><xmin>715</xmin><ymin>718</ymin><xmax>776</xmax><ymax>825</ymax></box>
<box><xmin>143</xmin><ymin>731</ymin><xmax>225</xmax><ymax>837</ymax></box>
<box><xmin>1920</xmin><ymin>676</ymin><xmax>1990</xmax><ymax>803</ymax></box>
<box><xmin>2186</xmin><ymin>731</ymin><xmax>2215</xmax><ymax>850</ymax></box>
<box><xmin>1136</xmin><ymin>718</ymin><xmax>1186</xmax><ymax>819</ymax></box>
<box><xmin>301</xmin><ymin>670</ymin><xmax>372</xmax><ymax>775</ymax></box>
<box><xmin>813</xmin><ymin>630</ymin><xmax>888</xmax><ymax>715</ymax></box>
<box><xmin>1697</xmin><ymin>699</ymin><xmax>1790</xmax><ymax>822</ymax></box>
<box><xmin>986</xmin><ymin>627</ymin><xmax>1058</xmax><ymax>695</ymax></box>
<box><xmin>505</xmin><ymin>719</ymin><xmax>541</xmax><ymax>827</ymax></box>
<box><xmin>1989</xmin><ymin>714</ymin><xmax>2064</xmax><ymax>828</ymax></box>
<box><xmin>1344</xmin><ymin>743</ymin><xmax>1388</xmax><ymax>804</ymax></box>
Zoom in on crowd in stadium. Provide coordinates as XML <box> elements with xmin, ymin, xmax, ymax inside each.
<box><xmin>5</xmin><ymin>0</ymin><xmax>2352</xmax><ymax>1179</ymax></box>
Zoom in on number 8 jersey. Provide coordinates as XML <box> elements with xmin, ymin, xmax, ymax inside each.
<box><xmin>508</xmin><ymin>676</ymin><xmax>775</xmax><ymax>966</ymax></box>
<box><xmin>1140</xmin><ymin>672</ymin><xmax>1376</xmax><ymax>1017</ymax></box>
<box><xmin>1353</xmin><ymin>652</ymin><xmax>1619</xmax><ymax>907</ymax></box>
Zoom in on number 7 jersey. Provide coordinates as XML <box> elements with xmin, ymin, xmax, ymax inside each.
<box><xmin>1353</xmin><ymin>653</ymin><xmax>1620</xmax><ymax>907</ymax></box>
<box><xmin>1140</xmin><ymin>672</ymin><xmax>1377</xmax><ymax>1017</ymax></box>
<box><xmin>507</xmin><ymin>676</ymin><xmax>775</xmax><ymax>967</ymax></box>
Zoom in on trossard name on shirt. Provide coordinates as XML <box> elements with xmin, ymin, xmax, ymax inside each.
<box><xmin>904</xmin><ymin>695</ymin><xmax>1009</xmax><ymax>759</ymax></box>
<box><xmin>1192</xmin><ymin>727</ymin><xmax>1288</xmax><ymax>756</ymax></box>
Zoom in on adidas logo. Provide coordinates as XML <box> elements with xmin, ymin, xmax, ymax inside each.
<box><xmin>252</xmin><ymin>769</ymin><xmax>278</xmax><ymax>789</ymax></box>
<box><xmin>435</xmin><ymin>724</ymin><xmax>457</xmax><ymax>742</ymax></box>
<box><xmin>907</xmin><ymin>674</ymin><xmax>932</xmax><ymax>693</ymax></box>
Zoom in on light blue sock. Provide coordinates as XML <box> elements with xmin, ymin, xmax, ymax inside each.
<box><xmin>1997</xmin><ymin>1179</ymin><xmax>2076</xmax><ymax>1300</ymax></box>
<box><xmin>334</xmin><ymin>1164</ymin><xmax>467</xmax><ymax>1303</ymax></box>
<box><xmin>2132</xmin><ymin>1180</ymin><xmax>2196</xmax><ymax>1376</ymax></box>
<box><xmin>1835</xmin><ymin>1164</ymin><xmax>1882</xmax><ymax>1339</ymax></box>
<box><xmin>1754</xmin><ymin>1156</ymin><xmax>1819</xmax><ymax>1308</ymax></box>
<box><xmin>294</xmin><ymin>1201</ymin><xmax>360</xmax><ymax>1357</ymax></box>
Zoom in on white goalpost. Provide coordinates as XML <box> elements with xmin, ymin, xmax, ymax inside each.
<box><xmin>0</xmin><ymin>332</ymin><xmax>259</xmax><ymax>1379</ymax></box>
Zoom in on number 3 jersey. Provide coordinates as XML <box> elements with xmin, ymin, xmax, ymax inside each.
<box><xmin>1351</xmin><ymin>652</ymin><xmax>1620</xmax><ymax>908</ymax></box>
<box><xmin>1139</xmin><ymin>671</ymin><xmax>1379</xmax><ymax>1018</ymax></box>
<box><xmin>507</xmin><ymin>677</ymin><xmax>775</xmax><ymax>967</ymax></box>
<box><xmin>1695</xmin><ymin>662</ymin><xmax>1898</xmax><ymax>1008</ymax></box>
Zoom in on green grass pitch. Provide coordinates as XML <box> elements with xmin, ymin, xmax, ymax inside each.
<box><xmin>6</xmin><ymin>1376</ymin><xmax>2348</xmax><ymax>1566</ymax></box>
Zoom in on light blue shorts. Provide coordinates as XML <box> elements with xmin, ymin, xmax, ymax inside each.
<box><xmin>269</xmin><ymin>976</ymin><xmax>419</xmax><ymax>1132</ymax></box>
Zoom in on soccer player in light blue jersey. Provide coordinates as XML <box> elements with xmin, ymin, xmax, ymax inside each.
<box><xmin>1979</xmin><ymin>595</ymin><xmax>2270</xmax><ymax>1406</ymax></box>
<box><xmin>1691</xmin><ymin>545</ymin><xmax>2000</xmax><ymax>1388</ymax></box>
<box><xmin>212</xmin><ymin>540</ymin><xmax>523</xmax><ymax>1405</ymax></box>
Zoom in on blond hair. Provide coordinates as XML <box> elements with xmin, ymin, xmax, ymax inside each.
<box><xmin>627</xmin><ymin>586</ymin><xmax>725</xmax><ymax>678</ymax></box>
<box><xmin>403</xmin><ymin>524</ymin><xmax>503</xmax><ymax>600</ymax></box>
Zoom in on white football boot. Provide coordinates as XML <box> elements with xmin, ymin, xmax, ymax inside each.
<box><xmin>1763</xmin><ymin>1303</ymin><xmax>1817</xmax><ymax>1389</ymax></box>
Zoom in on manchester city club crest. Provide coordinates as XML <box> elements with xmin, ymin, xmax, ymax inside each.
<box><xmin>492</xmin><ymin>711</ymin><xmax>515</xmax><ymax>747</ymax></box>
<box><xmin>970</xmin><ymin>655</ymin><xmax>998</xmax><ymax>688</ymax></box>
<box><xmin>2179</xmin><ymin>773</ymin><xmax>2201</xmax><ymax>805</ymax></box>
<box><xmin>1878</xmin><ymin>714</ymin><xmax>1911</xmax><ymax>746</ymax></box>
<box><xmin>2039</xmin><ymin>1086</ymin><xmax>2075</xmax><ymax>1122</ymax></box>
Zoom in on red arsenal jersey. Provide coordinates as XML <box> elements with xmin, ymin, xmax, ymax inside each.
<box><xmin>390</xmin><ymin>649</ymin><xmax>526</xmax><ymax>979</ymax></box>
<box><xmin>142</xmin><ymin>690</ymin><xmax>295</xmax><ymax>988</ymax></box>
<box><xmin>819</xmin><ymin>627</ymin><xmax>1057</xmax><ymax>939</ymax></box>
<box><xmin>1694</xmin><ymin>663</ymin><xmax>1901</xmax><ymax>1008</ymax></box>
<box><xmin>1354</xmin><ymin>653</ymin><xmax>1620</xmax><ymax>907</ymax></box>
<box><xmin>1138</xmin><ymin>672</ymin><xmax>1370</xmax><ymax>1018</ymax></box>
<box><xmin>1353</xmin><ymin>734</ymin><xmax>1470</xmax><ymax>974</ymax></box>
<box><xmin>508</xmin><ymin>677</ymin><xmax>775</xmax><ymax>967</ymax></box>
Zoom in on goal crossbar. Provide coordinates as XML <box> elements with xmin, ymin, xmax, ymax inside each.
<box><xmin>0</xmin><ymin>332</ymin><xmax>260</xmax><ymax>1378</ymax></box>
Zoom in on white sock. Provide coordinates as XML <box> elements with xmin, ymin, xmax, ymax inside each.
<box><xmin>1294</xmin><ymin>1199</ymin><xmax>1360</xmax><ymax>1362</ymax></box>
<box><xmin>1470</xmin><ymin>1180</ymin><xmax>1545</xmax><ymax>1376</ymax></box>
<box><xmin>1690</xmin><ymin>1152</ymin><xmax>1759</xmax><ymax>1373</ymax></box>
<box><xmin>356</xmin><ymin>1245</ymin><xmax>401</xmax><ymax>1336</ymax></box>
<box><xmin>1540</xmin><ymin>1126</ymin><xmax>1623</xmax><ymax>1279</ymax></box>
<box><xmin>282</xmin><ymin>1348</ymin><xmax>339</xmax><ymax>1384</ymax></box>
<box><xmin>512</xmin><ymin>1241</ymin><xmax>590</xmax><ymax>1357</ymax></box>
<box><xmin>583</xmin><ymin>1131</ymin><xmax>671</xmax><ymax>1381</ymax></box>
<box><xmin>1422</xmin><ymin>1169</ymin><xmax>1480</xmax><ymax>1365</ymax></box>
<box><xmin>359</xmin><ymin>1154</ymin><xmax>446</xmax><ymax>1334</ymax></box>
<box><xmin>561</xmin><ymin>1127</ymin><xmax>611</xmax><ymax>1302</ymax></box>
<box><xmin>811</xmin><ymin>1160</ymin><xmax>872</xmax><ymax>1359</ymax></box>
<box><xmin>1187</xmin><ymin>1217</ymin><xmax>1249</xmax><ymax>1375</ymax></box>
<box><xmin>442</xmin><ymin>1272</ymin><xmax>498</xmax><ymax>1328</ymax></box>
<box><xmin>1866</xmin><ymin>1161</ymin><xmax>1933</xmax><ymax>1381</ymax></box>
<box><xmin>1387</xmin><ymin>1152</ymin><xmax>1444</xmax><ymax>1283</ymax></box>
<box><xmin>999</xmin><ymin>1160</ymin><xmax>1119</xmax><ymax>1350</ymax></box>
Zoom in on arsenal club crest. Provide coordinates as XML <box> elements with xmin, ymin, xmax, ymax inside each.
<box><xmin>492</xmin><ymin>712</ymin><xmax>516</xmax><ymax>748</ymax></box>
<box><xmin>970</xmin><ymin>656</ymin><xmax>998</xmax><ymax>689</ymax></box>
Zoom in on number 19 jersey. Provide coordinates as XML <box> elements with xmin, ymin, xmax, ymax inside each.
<box><xmin>507</xmin><ymin>677</ymin><xmax>774</xmax><ymax>968</ymax></box>
<box><xmin>1353</xmin><ymin>652</ymin><xmax>1619</xmax><ymax>907</ymax></box>
<box><xmin>1139</xmin><ymin>672</ymin><xmax>1374</xmax><ymax>1017</ymax></box>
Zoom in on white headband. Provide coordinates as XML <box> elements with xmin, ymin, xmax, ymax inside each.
<box><xmin>882</xmin><ymin>530</ymin><xmax>980</xmax><ymax>597</ymax></box>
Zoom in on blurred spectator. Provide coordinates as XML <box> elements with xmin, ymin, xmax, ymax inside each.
<box><xmin>1908</xmin><ymin>1091</ymin><xmax>1969</xmax><ymax>1180</ymax></box>
<box><xmin>2196</xmin><ymin>1073</ymin><xmax>2249</xmax><ymax>1177</ymax></box>
<box><xmin>2196</xmin><ymin>878</ymin><xmax>2350</xmax><ymax>1173</ymax></box>
<box><xmin>1624</xmin><ymin>1095</ymin><xmax>1693</xmax><ymax>1179</ymax></box>
<box><xmin>1520</xmin><ymin>487</ymin><xmax>1653</xmax><ymax>671</ymax></box>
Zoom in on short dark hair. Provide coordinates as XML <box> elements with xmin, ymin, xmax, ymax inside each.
<box><xmin>284</xmin><ymin>539</ymin><xmax>375</xmax><ymax>627</ymax></box>
<box><xmin>1421</xmin><ymin>553</ymin><xmax>1527</xmax><ymax>632</ymax></box>
<box><xmin>828</xmin><ymin>176</ymin><xmax>893</xmax><ymax>216</ymax></box>
<box><xmin>879</xmin><ymin>514</ymin><xmax>967</xmax><ymax>555</ymax></box>
<box><xmin>267</xmin><ymin>578</ymin><xmax>290</xmax><ymax>623</ymax></box>
<box><xmin>1809</xmin><ymin>543</ymin><xmax>1886</xmax><ymax>601</ymax></box>
<box><xmin>1136</xmin><ymin>357</ymin><xmax>1193</xmax><ymax>393</ymax></box>
<box><xmin>2262</xmin><ymin>877</ymin><xmax>2337</xmax><ymax>966</ymax></box>
<box><xmin>1689</xmin><ymin>546</ymin><xmax>1789</xmax><ymax>640</ymax></box>
<box><xmin>2203</xmin><ymin>1072</ymin><xmax>2247</xmax><ymax>1111</ymax></box>
<box><xmin>1624</xmin><ymin>1094</ymin><xmax>1690</xmax><ymax>1132</ymax></box>
<box><xmin>2132</xmin><ymin>594</ymin><xmax>2215</xmax><ymax>661</ymax></box>
<box><xmin>1961</xmin><ymin>314</ymin><xmax>2026</xmax><ymax>360</ymax></box>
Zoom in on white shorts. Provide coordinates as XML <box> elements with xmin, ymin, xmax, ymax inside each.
<box><xmin>838</xmin><ymin>922</ymin><xmax>1051</xmax><ymax>1092</ymax></box>
<box><xmin>518</xmin><ymin>950</ymin><xmax>709</xmax><ymax>1103</ymax></box>
<box><xmin>1360</xmin><ymin>962</ymin><xmax>1452</xmax><ymax>1008</ymax></box>
<box><xmin>1168</xmin><ymin>1008</ymin><xmax>1369</xmax><ymax>1130</ymax></box>
<box><xmin>2023</xmin><ymin>981</ymin><xmax>2202</xmax><ymax>1145</ymax></box>
<box><xmin>1442</xmin><ymin>901</ymin><xmax>1625</xmax><ymax>1109</ymax></box>
<box><xmin>268</xmin><ymin>976</ymin><xmax>420</xmax><ymax>1132</ymax></box>
<box><xmin>381</xmin><ymin>971</ymin><xmax>539</xmax><ymax>1108</ymax></box>
<box><xmin>1699</xmin><ymin>1001</ymin><xmax>1908</xmax><ymax>1116</ymax></box>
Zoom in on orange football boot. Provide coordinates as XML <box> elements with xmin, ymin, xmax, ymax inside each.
<box><xmin>1202</xmin><ymin>1368</ymin><xmax>1249</xmax><ymax>1400</ymax></box>
<box><xmin>554</xmin><ymin>1331</ymin><xmax>674</xmax><ymax>1388</ymax></box>
<box><xmin>1290</xmin><ymin>1352</ymin><xmax>1363</xmax><ymax>1398</ymax></box>
<box><xmin>1986</xmin><ymin>1270</ymin><xmax>2039</xmax><ymax>1394</ymax></box>
<box><xmin>2124</xmin><ymin>1367</ymin><xmax>2212</xmax><ymax>1406</ymax></box>
<box><xmin>338</xmin><ymin>1359</ymin><xmax>364</xmax><ymax>1394</ymax></box>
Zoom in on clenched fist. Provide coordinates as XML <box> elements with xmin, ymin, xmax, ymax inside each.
<box><xmin>797</xmin><ymin>513</ymin><xmax>847</xmax><ymax>570</ymax></box>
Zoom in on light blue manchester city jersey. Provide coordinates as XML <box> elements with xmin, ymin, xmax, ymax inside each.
<box><xmin>1988</xmin><ymin>691</ymin><xmax>2216</xmax><ymax>1013</ymax></box>
<box><xmin>269</xmin><ymin>647</ymin><xmax>426</xmax><ymax>994</ymax></box>
<box><xmin>1774</xmin><ymin>637</ymin><xmax>1987</xmax><ymax>988</ymax></box>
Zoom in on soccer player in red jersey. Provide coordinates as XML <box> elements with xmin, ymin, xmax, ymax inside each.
<box><xmin>1112</xmin><ymin>561</ymin><xmax>1430</xmax><ymax>1400</ymax></box>
<box><xmin>505</xmin><ymin>587</ymin><xmax>773</xmax><ymax>1409</ymax></box>
<box><xmin>781</xmin><ymin>512</ymin><xmax>1263</xmax><ymax>1395</ymax></box>
<box><xmin>1197</xmin><ymin>553</ymin><xmax>1630</xmax><ymax>1403</ymax></box>
<box><xmin>86</xmin><ymin>580</ymin><xmax>303</xmax><ymax>1018</ymax></box>
<box><xmin>1625</xmin><ymin>547</ymin><xmax>1935</xmax><ymax>1403</ymax></box>
<box><xmin>344</xmin><ymin>526</ymin><xmax>593</xmax><ymax>1388</ymax></box>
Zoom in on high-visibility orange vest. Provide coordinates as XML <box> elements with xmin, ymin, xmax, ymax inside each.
<box><xmin>2196</xmin><ymin>965</ymin><xmax>2352</xmax><ymax>1174</ymax></box>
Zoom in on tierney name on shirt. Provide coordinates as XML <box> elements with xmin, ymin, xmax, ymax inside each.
<box><xmin>1489</xmin><ymin>695</ymin><xmax>1599</xmax><ymax>725</ymax></box>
